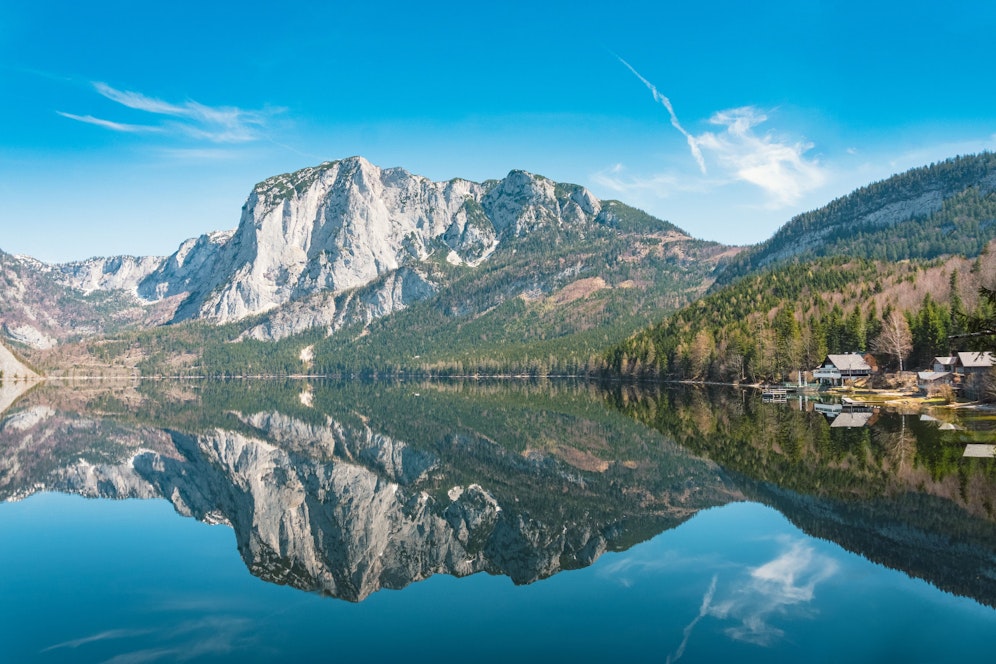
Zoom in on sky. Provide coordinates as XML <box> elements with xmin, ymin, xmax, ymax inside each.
<box><xmin>3</xmin><ymin>0</ymin><xmax>996</xmax><ymax>263</ymax></box>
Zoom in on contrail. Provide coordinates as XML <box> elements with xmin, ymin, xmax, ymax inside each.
<box><xmin>616</xmin><ymin>56</ymin><xmax>707</xmax><ymax>174</ymax></box>
<box><xmin>666</xmin><ymin>574</ymin><xmax>718</xmax><ymax>664</ymax></box>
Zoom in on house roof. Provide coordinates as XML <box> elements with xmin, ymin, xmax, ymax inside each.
<box><xmin>964</xmin><ymin>444</ymin><xmax>996</xmax><ymax>458</ymax></box>
<box><xmin>825</xmin><ymin>354</ymin><xmax>872</xmax><ymax>371</ymax></box>
<box><xmin>917</xmin><ymin>371</ymin><xmax>952</xmax><ymax>382</ymax></box>
<box><xmin>934</xmin><ymin>356</ymin><xmax>957</xmax><ymax>366</ymax></box>
<box><xmin>956</xmin><ymin>351</ymin><xmax>995</xmax><ymax>368</ymax></box>
<box><xmin>830</xmin><ymin>412</ymin><xmax>875</xmax><ymax>428</ymax></box>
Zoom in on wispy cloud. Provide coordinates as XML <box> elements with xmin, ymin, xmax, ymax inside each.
<box><xmin>56</xmin><ymin>112</ymin><xmax>162</xmax><ymax>134</ymax></box>
<box><xmin>60</xmin><ymin>82</ymin><xmax>282</xmax><ymax>144</ymax></box>
<box><xmin>696</xmin><ymin>107</ymin><xmax>826</xmax><ymax>206</ymax></box>
<box><xmin>612</xmin><ymin>57</ymin><xmax>827</xmax><ymax>207</ymax></box>
<box><xmin>616</xmin><ymin>56</ymin><xmax>706</xmax><ymax>174</ymax></box>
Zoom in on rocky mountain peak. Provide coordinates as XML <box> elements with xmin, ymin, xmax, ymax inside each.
<box><xmin>167</xmin><ymin>160</ymin><xmax>608</xmax><ymax>326</ymax></box>
<box><xmin>1</xmin><ymin>156</ymin><xmax>681</xmax><ymax>346</ymax></box>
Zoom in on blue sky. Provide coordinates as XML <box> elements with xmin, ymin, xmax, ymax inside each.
<box><xmin>3</xmin><ymin>1</ymin><xmax>996</xmax><ymax>262</ymax></box>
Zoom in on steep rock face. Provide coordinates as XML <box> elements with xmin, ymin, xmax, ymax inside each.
<box><xmin>172</xmin><ymin>158</ymin><xmax>481</xmax><ymax>322</ymax></box>
<box><xmin>170</xmin><ymin>157</ymin><xmax>610</xmax><ymax>327</ymax></box>
<box><xmin>53</xmin><ymin>232</ymin><xmax>233</xmax><ymax>301</ymax></box>
<box><xmin>481</xmin><ymin>171</ymin><xmax>601</xmax><ymax>238</ymax></box>
<box><xmin>238</xmin><ymin>266</ymin><xmax>437</xmax><ymax>341</ymax></box>
<box><xmin>58</xmin><ymin>255</ymin><xmax>165</xmax><ymax>295</ymax></box>
<box><xmin>137</xmin><ymin>230</ymin><xmax>234</xmax><ymax>301</ymax></box>
<box><xmin>0</xmin><ymin>156</ymin><xmax>674</xmax><ymax>345</ymax></box>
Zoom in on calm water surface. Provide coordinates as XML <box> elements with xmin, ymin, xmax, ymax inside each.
<box><xmin>0</xmin><ymin>380</ymin><xmax>993</xmax><ymax>663</ymax></box>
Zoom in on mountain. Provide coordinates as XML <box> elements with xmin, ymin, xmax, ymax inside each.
<box><xmin>8</xmin><ymin>152</ymin><xmax>996</xmax><ymax>377</ymax></box>
<box><xmin>716</xmin><ymin>152</ymin><xmax>996</xmax><ymax>285</ymax></box>
<box><xmin>2</xmin><ymin>157</ymin><xmax>731</xmax><ymax>373</ymax></box>
<box><xmin>0</xmin><ymin>248</ymin><xmax>177</xmax><ymax>351</ymax></box>
<box><xmin>168</xmin><ymin>157</ymin><xmax>727</xmax><ymax>343</ymax></box>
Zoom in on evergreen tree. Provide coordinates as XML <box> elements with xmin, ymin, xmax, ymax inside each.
<box><xmin>773</xmin><ymin>306</ymin><xmax>802</xmax><ymax>376</ymax></box>
<box><xmin>910</xmin><ymin>294</ymin><xmax>949</xmax><ymax>368</ymax></box>
<box><xmin>949</xmin><ymin>270</ymin><xmax>966</xmax><ymax>336</ymax></box>
<box><xmin>844</xmin><ymin>305</ymin><xmax>867</xmax><ymax>351</ymax></box>
<box><xmin>865</xmin><ymin>301</ymin><xmax>882</xmax><ymax>347</ymax></box>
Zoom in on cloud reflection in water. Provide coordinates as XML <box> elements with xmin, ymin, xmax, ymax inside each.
<box><xmin>712</xmin><ymin>537</ymin><xmax>838</xmax><ymax>646</ymax></box>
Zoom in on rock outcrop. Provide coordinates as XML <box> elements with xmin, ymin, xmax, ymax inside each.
<box><xmin>166</xmin><ymin>158</ymin><xmax>609</xmax><ymax>330</ymax></box>
<box><xmin>0</xmin><ymin>342</ymin><xmax>38</xmax><ymax>381</ymax></box>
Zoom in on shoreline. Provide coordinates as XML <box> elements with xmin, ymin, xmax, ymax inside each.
<box><xmin>6</xmin><ymin>373</ymin><xmax>991</xmax><ymax>411</ymax></box>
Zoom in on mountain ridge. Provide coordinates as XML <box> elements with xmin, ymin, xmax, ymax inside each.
<box><xmin>2</xmin><ymin>156</ymin><xmax>724</xmax><ymax>359</ymax></box>
<box><xmin>715</xmin><ymin>152</ymin><xmax>996</xmax><ymax>285</ymax></box>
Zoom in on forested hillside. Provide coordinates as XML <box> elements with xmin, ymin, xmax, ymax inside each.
<box><xmin>716</xmin><ymin>153</ymin><xmax>996</xmax><ymax>285</ymax></box>
<box><xmin>607</xmin><ymin>246</ymin><xmax>996</xmax><ymax>382</ymax></box>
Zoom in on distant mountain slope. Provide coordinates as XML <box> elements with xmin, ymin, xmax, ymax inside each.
<box><xmin>716</xmin><ymin>152</ymin><xmax>996</xmax><ymax>286</ymax></box>
<box><xmin>0</xmin><ymin>341</ymin><xmax>36</xmax><ymax>381</ymax></box>
<box><xmin>0</xmin><ymin>249</ymin><xmax>176</xmax><ymax>351</ymax></box>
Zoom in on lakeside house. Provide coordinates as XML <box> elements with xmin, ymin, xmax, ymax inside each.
<box><xmin>932</xmin><ymin>356</ymin><xmax>958</xmax><ymax>372</ymax></box>
<box><xmin>813</xmin><ymin>353</ymin><xmax>874</xmax><ymax>386</ymax></box>
<box><xmin>954</xmin><ymin>351</ymin><xmax>995</xmax><ymax>375</ymax></box>
<box><xmin>914</xmin><ymin>352</ymin><xmax>993</xmax><ymax>396</ymax></box>
<box><xmin>917</xmin><ymin>370</ymin><xmax>954</xmax><ymax>392</ymax></box>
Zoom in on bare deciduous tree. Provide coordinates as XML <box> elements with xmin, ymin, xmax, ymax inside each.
<box><xmin>873</xmin><ymin>310</ymin><xmax>913</xmax><ymax>371</ymax></box>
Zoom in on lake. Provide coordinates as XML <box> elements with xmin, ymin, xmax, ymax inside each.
<box><xmin>1</xmin><ymin>379</ymin><xmax>994</xmax><ymax>663</ymax></box>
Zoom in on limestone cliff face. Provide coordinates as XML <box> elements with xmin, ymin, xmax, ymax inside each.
<box><xmin>236</xmin><ymin>266</ymin><xmax>437</xmax><ymax>342</ymax></box>
<box><xmin>57</xmin><ymin>255</ymin><xmax>163</xmax><ymax>295</ymax></box>
<box><xmin>137</xmin><ymin>231</ymin><xmax>235</xmax><ymax>301</ymax></box>
<box><xmin>3</xmin><ymin>157</ymin><xmax>615</xmax><ymax>344</ymax></box>
<box><xmin>169</xmin><ymin>158</ymin><xmax>604</xmax><ymax>328</ymax></box>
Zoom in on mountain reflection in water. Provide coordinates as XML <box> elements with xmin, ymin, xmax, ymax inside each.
<box><xmin>0</xmin><ymin>379</ymin><xmax>993</xmax><ymax>608</ymax></box>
